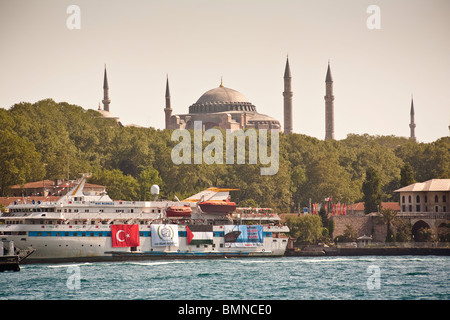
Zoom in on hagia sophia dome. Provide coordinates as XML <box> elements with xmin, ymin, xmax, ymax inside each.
<box><xmin>165</xmin><ymin>79</ymin><xmax>281</xmax><ymax>131</ymax></box>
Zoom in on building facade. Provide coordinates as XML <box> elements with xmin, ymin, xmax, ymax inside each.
<box><xmin>396</xmin><ymin>179</ymin><xmax>449</xmax><ymax>214</ymax></box>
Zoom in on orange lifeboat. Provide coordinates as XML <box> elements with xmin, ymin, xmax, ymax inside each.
<box><xmin>198</xmin><ymin>199</ymin><xmax>237</xmax><ymax>214</ymax></box>
<box><xmin>166</xmin><ymin>205</ymin><xmax>192</xmax><ymax>218</ymax></box>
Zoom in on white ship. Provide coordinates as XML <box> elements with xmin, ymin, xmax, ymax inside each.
<box><xmin>0</xmin><ymin>176</ymin><xmax>289</xmax><ymax>263</ymax></box>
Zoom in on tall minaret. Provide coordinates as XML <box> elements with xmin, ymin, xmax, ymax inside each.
<box><xmin>283</xmin><ymin>56</ymin><xmax>293</xmax><ymax>134</ymax></box>
<box><xmin>324</xmin><ymin>61</ymin><xmax>335</xmax><ymax>140</ymax></box>
<box><xmin>102</xmin><ymin>65</ymin><xmax>111</xmax><ymax>112</ymax></box>
<box><xmin>409</xmin><ymin>96</ymin><xmax>416</xmax><ymax>141</ymax></box>
<box><xmin>164</xmin><ymin>75</ymin><xmax>172</xmax><ymax>129</ymax></box>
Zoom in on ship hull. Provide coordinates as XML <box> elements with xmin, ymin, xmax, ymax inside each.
<box><xmin>2</xmin><ymin>224</ymin><xmax>288</xmax><ymax>263</ymax></box>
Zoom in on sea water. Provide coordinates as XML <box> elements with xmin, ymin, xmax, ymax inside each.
<box><xmin>1</xmin><ymin>256</ymin><xmax>449</xmax><ymax>300</ymax></box>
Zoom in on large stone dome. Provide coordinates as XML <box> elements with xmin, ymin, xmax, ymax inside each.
<box><xmin>189</xmin><ymin>84</ymin><xmax>257</xmax><ymax>114</ymax></box>
<box><xmin>196</xmin><ymin>86</ymin><xmax>249</xmax><ymax>104</ymax></box>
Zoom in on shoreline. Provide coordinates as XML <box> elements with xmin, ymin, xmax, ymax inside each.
<box><xmin>285</xmin><ymin>246</ymin><xmax>450</xmax><ymax>257</ymax></box>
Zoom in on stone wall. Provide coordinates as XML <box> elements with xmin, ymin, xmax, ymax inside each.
<box><xmin>331</xmin><ymin>215</ymin><xmax>389</xmax><ymax>242</ymax></box>
<box><xmin>332</xmin><ymin>216</ymin><xmax>373</xmax><ymax>239</ymax></box>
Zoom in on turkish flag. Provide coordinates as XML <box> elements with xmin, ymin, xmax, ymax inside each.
<box><xmin>111</xmin><ymin>224</ymin><xmax>140</xmax><ymax>247</ymax></box>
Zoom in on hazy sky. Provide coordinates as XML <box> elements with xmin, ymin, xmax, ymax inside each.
<box><xmin>1</xmin><ymin>0</ymin><xmax>449</xmax><ymax>142</ymax></box>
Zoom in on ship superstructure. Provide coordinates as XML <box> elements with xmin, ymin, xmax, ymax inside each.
<box><xmin>0</xmin><ymin>176</ymin><xmax>289</xmax><ymax>262</ymax></box>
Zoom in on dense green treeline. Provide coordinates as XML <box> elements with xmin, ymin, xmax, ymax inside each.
<box><xmin>1</xmin><ymin>99</ymin><xmax>449</xmax><ymax>212</ymax></box>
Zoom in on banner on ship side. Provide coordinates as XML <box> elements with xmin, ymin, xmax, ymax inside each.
<box><xmin>111</xmin><ymin>224</ymin><xmax>140</xmax><ymax>247</ymax></box>
<box><xmin>151</xmin><ymin>224</ymin><xmax>179</xmax><ymax>247</ymax></box>
<box><xmin>186</xmin><ymin>225</ymin><xmax>213</xmax><ymax>245</ymax></box>
<box><xmin>224</xmin><ymin>225</ymin><xmax>263</xmax><ymax>247</ymax></box>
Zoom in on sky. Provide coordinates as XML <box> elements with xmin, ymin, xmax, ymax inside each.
<box><xmin>1</xmin><ymin>0</ymin><xmax>449</xmax><ymax>142</ymax></box>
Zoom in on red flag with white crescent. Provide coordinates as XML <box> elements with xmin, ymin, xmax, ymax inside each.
<box><xmin>111</xmin><ymin>224</ymin><xmax>140</xmax><ymax>247</ymax></box>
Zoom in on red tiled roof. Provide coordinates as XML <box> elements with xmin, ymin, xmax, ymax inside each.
<box><xmin>10</xmin><ymin>180</ymin><xmax>56</xmax><ymax>189</ymax></box>
<box><xmin>350</xmin><ymin>202</ymin><xmax>400</xmax><ymax>211</ymax></box>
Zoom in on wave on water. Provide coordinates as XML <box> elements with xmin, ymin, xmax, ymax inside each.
<box><xmin>126</xmin><ymin>260</ymin><xmax>191</xmax><ymax>267</ymax></box>
<box><xmin>46</xmin><ymin>262</ymin><xmax>94</xmax><ymax>268</ymax></box>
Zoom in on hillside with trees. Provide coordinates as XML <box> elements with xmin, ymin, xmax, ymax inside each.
<box><xmin>1</xmin><ymin>99</ymin><xmax>449</xmax><ymax>212</ymax></box>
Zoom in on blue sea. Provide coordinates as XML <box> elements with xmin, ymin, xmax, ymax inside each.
<box><xmin>1</xmin><ymin>256</ymin><xmax>449</xmax><ymax>300</ymax></box>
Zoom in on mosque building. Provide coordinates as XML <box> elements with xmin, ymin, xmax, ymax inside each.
<box><xmin>164</xmin><ymin>67</ymin><xmax>286</xmax><ymax>131</ymax></box>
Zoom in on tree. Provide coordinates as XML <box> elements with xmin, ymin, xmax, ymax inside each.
<box><xmin>379</xmin><ymin>207</ymin><xmax>398</xmax><ymax>242</ymax></box>
<box><xmin>362</xmin><ymin>167</ymin><xmax>382</xmax><ymax>214</ymax></box>
<box><xmin>400</xmin><ymin>162</ymin><xmax>415</xmax><ymax>187</ymax></box>
<box><xmin>0</xmin><ymin>129</ymin><xmax>45</xmax><ymax>195</ymax></box>
<box><xmin>137</xmin><ymin>166</ymin><xmax>163</xmax><ymax>200</ymax></box>
<box><xmin>285</xmin><ymin>215</ymin><xmax>323</xmax><ymax>244</ymax></box>
<box><xmin>415</xmin><ymin>227</ymin><xmax>434</xmax><ymax>242</ymax></box>
<box><xmin>334</xmin><ymin>224</ymin><xmax>358</xmax><ymax>243</ymax></box>
<box><xmin>394</xmin><ymin>219</ymin><xmax>411</xmax><ymax>242</ymax></box>
<box><xmin>90</xmin><ymin>168</ymin><xmax>139</xmax><ymax>201</ymax></box>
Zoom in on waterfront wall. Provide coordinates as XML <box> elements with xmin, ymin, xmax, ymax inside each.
<box><xmin>331</xmin><ymin>215</ymin><xmax>388</xmax><ymax>242</ymax></box>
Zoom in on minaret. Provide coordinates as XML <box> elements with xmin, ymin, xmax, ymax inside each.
<box><xmin>102</xmin><ymin>65</ymin><xmax>111</xmax><ymax>112</ymax></box>
<box><xmin>324</xmin><ymin>61</ymin><xmax>335</xmax><ymax>140</ymax></box>
<box><xmin>409</xmin><ymin>96</ymin><xmax>416</xmax><ymax>141</ymax></box>
<box><xmin>164</xmin><ymin>75</ymin><xmax>172</xmax><ymax>129</ymax></box>
<box><xmin>283</xmin><ymin>56</ymin><xmax>293</xmax><ymax>134</ymax></box>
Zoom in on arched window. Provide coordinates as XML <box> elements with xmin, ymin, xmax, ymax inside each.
<box><xmin>435</xmin><ymin>195</ymin><xmax>439</xmax><ymax>203</ymax></box>
<box><xmin>408</xmin><ymin>195</ymin><xmax>412</xmax><ymax>203</ymax></box>
<box><xmin>416</xmin><ymin>195</ymin><xmax>420</xmax><ymax>203</ymax></box>
<box><xmin>402</xmin><ymin>196</ymin><xmax>405</xmax><ymax>203</ymax></box>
